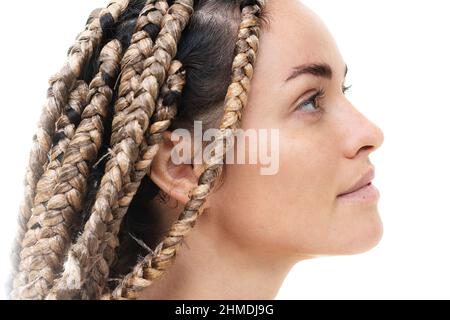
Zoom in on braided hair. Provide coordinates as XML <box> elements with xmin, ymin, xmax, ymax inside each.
<box><xmin>11</xmin><ymin>0</ymin><xmax>268</xmax><ymax>300</ymax></box>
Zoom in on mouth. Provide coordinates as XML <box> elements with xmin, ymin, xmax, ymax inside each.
<box><xmin>337</xmin><ymin>182</ymin><xmax>380</xmax><ymax>202</ymax></box>
<box><xmin>337</xmin><ymin>168</ymin><xmax>380</xmax><ymax>202</ymax></box>
<box><xmin>339</xmin><ymin>181</ymin><xmax>371</xmax><ymax>196</ymax></box>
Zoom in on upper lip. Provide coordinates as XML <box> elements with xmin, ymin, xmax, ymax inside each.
<box><xmin>338</xmin><ymin>168</ymin><xmax>375</xmax><ymax>196</ymax></box>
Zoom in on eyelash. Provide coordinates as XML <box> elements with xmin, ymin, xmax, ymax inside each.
<box><xmin>295</xmin><ymin>84</ymin><xmax>352</xmax><ymax>113</ymax></box>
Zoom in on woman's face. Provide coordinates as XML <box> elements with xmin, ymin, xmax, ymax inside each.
<box><xmin>207</xmin><ymin>0</ymin><xmax>385</xmax><ymax>260</ymax></box>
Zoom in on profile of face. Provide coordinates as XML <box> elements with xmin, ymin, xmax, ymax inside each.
<box><xmin>151</xmin><ymin>0</ymin><xmax>385</xmax><ymax>269</ymax></box>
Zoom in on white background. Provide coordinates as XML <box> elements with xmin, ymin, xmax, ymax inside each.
<box><xmin>0</xmin><ymin>0</ymin><xmax>449</xmax><ymax>299</ymax></box>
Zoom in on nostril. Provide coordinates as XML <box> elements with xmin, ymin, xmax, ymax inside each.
<box><xmin>358</xmin><ymin>145</ymin><xmax>374</xmax><ymax>155</ymax></box>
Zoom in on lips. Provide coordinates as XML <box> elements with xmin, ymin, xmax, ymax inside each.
<box><xmin>338</xmin><ymin>168</ymin><xmax>375</xmax><ymax>196</ymax></box>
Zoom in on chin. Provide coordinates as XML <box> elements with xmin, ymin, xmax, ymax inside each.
<box><xmin>315</xmin><ymin>208</ymin><xmax>384</xmax><ymax>256</ymax></box>
<box><xmin>341</xmin><ymin>210</ymin><xmax>384</xmax><ymax>255</ymax></box>
<box><xmin>289</xmin><ymin>209</ymin><xmax>384</xmax><ymax>259</ymax></box>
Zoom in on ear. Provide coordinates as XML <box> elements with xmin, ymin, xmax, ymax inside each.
<box><xmin>149</xmin><ymin>131</ymin><xmax>199</xmax><ymax>205</ymax></box>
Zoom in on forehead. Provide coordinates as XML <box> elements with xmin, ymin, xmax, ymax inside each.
<box><xmin>256</xmin><ymin>0</ymin><xmax>344</xmax><ymax>82</ymax></box>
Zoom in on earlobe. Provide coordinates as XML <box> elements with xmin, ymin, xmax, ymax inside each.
<box><xmin>149</xmin><ymin>131</ymin><xmax>199</xmax><ymax>205</ymax></box>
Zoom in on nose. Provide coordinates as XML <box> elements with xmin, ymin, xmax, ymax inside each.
<box><xmin>341</xmin><ymin>103</ymin><xmax>385</xmax><ymax>159</ymax></box>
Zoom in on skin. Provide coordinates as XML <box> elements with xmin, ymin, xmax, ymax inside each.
<box><xmin>141</xmin><ymin>0</ymin><xmax>384</xmax><ymax>300</ymax></box>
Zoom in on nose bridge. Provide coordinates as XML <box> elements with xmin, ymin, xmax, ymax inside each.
<box><xmin>340</xmin><ymin>99</ymin><xmax>384</xmax><ymax>157</ymax></box>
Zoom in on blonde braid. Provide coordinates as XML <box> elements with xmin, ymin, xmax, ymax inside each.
<box><xmin>12</xmin><ymin>39</ymin><xmax>124</xmax><ymax>300</ymax></box>
<box><xmin>108</xmin><ymin>0</ymin><xmax>266</xmax><ymax>300</ymax></box>
<box><xmin>80</xmin><ymin>60</ymin><xmax>185</xmax><ymax>299</ymax></box>
<box><xmin>101</xmin><ymin>59</ymin><xmax>185</xmax><ymax>285</ymax></box>
<box><xmin>11</xmin><ymin>82</ymin><xmax>89</xmax><ymax>294</ymax></box>
<box><xmin>30</xmin><ymin>80</ymin><xmax>90</xmax><ymax>231</ymax></box>
<box><xmin>13</xmin><ymin>1</ymin><xmax>130</xmax><ymax>273</ymax></box>
<box><xmin>10</xmin><ymin>0</ymin><xmax>131</xmax><ymax>296</ymax></box>
<box><xmin>46</xmin><ymin>0</ymin><xmax>169</xmax><ymax>299</ymax></box>
<box><xmin>101</xmin><ymin>25</ymin><xmax>187</xmax><ymax>277</ymax></box>
<box><xmin>51</xmin><ymin>81</ymin><xmax>91</xmax><ymax>166</ymax></box>
<box><xmin>11</xmin><ymin>81</ymin><xmax>89</xmax><ymax>283</ymax></box>
<box><xmin>46</xmin><ymin>0</ymin><xmax>194</xmax><ymax>300</ymax></box>
<box><xmin>12</xmin><ymin>81</ymin><xmax>90</xmax><ymax>290</ymax></box>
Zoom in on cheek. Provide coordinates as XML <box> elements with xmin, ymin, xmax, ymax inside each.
<box><xmin>206</xmin><ymin>133</ymin><xmax>342</xmax><ymax>256</ymax></box>
<box><xmin>208</xmin><ymin>163</ymin><xmax>290</xmax><ymax>252</ymax></box>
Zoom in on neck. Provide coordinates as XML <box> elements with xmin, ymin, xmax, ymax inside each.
<box><xmin>139</xmin><ymin>207</ymin><xmax>296</xmax><ymax>300</ymax></box>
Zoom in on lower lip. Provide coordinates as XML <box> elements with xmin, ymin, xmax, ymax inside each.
<box><xmin>337</xmin><ymin>183</ymin><xmax>380</xmax><ymax>202</ymax></box>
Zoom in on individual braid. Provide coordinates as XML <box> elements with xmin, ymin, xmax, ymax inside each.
<box><xmin>46</xmin><ymin>0</ymin><xmax>194</xmax><ymax>300</ymax></box>
<box><xmin>11</xmin><ymin>39</ymin><xmax>124</xmax><ymax>300</ymax></box>
<box><xmin>29</xmin><ymin>80</ymin><xmax>90</xmax><ymax>230</ymax></box>
<box><xmin>51</xmin><ymin>82</ymin><xmax>90</xmax><ymax>168</ymax></box>
<box><xmin>107</xmin><ymin>0</ymin><xmax>266</xmax><ymax>300</ymax></box>
<box><xmin>12</xmin><ymin>1</ymin><xmax>131</xmax><ymax>277</ymax></box>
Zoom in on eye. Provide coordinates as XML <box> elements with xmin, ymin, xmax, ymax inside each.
<box><xmin>295</xmin><ymin>89</ymin><xmax>325</xmax><ymax>113</ymax></box>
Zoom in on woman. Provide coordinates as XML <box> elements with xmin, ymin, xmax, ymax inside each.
<box><xmin>11</xmin><ymin>0</ymin><xmax>384</xmax><ymax>300</ymax></box>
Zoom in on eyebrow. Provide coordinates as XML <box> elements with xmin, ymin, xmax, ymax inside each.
<box><xmin>285</xmin><ymin>63</ymin><xmax>348</xmax><ymax>82</ymax></box>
